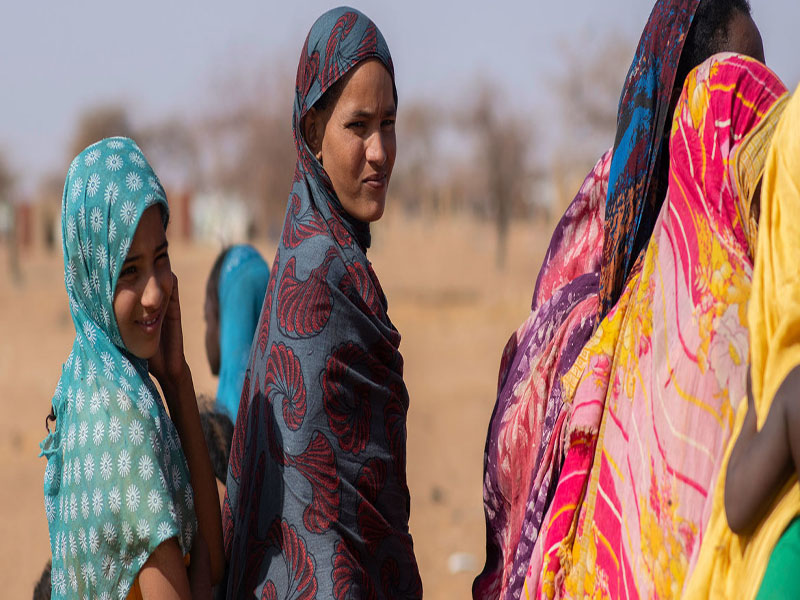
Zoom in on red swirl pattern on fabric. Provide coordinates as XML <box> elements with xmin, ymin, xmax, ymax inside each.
<box><xmin>265</xmin><ymin>342</ymin><xmax>307</xmax><ymax>431</ymax></box>
<box><xmin>283</xmin><ymin>194</ymin><xmax>328</xmax><ymax>249</ymax></box>
<box><xmin>339</xmin><ymin>261</ymin><xmax>382</xmax><ymax>317</ymax></box>
<box><xmin>277</xmin><ymin>248</ymin><xmax>338</xmax><ymax>338</ymax></box>
<box><xmin>263</xmin><ymin>518</ymin><xmax>318</xmax><ymax>600</ymax></box>
<box><xmin>323</xmin><ymin>343</ymin><xmax>388</xmax><ymax>454</ymax></box>
<box><xmin>323</xmin><ymin>12</ymin><xmax>358</xmax><ymax>86</ymax></box>
<box><xmin>327</xmin><ymin>217</ymin><xmax>353</xmax><ymax>248</ymax></box>
<box><xmin>257</xmin><ymin>251</ymin><xmax>279</xmax><ymax>356</ymax></box>
<box><xmin>333</xmin><ymin>539</ymin><xmax>377</xmax><ymax>600</ymax></box>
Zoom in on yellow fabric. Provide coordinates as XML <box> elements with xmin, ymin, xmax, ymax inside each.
<box><xmin>684</xmin><ymin>85</ymin><xmax>800</xmax><ymax>600</ymax></box>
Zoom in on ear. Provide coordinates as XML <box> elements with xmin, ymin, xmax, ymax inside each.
<box><xmin>302</xmin><ymin>108</ymin><xmax>323</xmax><ymax>155</ymax></box>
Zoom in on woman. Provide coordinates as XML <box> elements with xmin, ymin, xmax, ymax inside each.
<box><xmin>474</xmin><ymin>2</ymin><xmax>763</xmax><ymax>597</ymax></box>
<box><xmin>529</xmin><ymin>54</ymin><xmax>788</xmax><ymax>599</ymax></box>
<box><xmin>683</xmin><ymin>84</ymin><xmax>800</xmax><ymax>600</ymax></box>
<box><xmin>204</xmin><ymin>244</ymin><xmax>269</xmax><ymax>420</ymax></box>
<box><xmin>40</xmin><ymin>137</ymin><xmax>223</xmax><ymax>598</ymax></box>
<box><xmin>224</xmin><ymin>7</ymin><xmax>421</xmax><ymax>598</ymax></box>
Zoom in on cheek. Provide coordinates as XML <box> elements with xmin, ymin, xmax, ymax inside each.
<box><xmin>113</xmin><ymin>289</ymin><xmax>136</xmax><ymax>330</ymax></box>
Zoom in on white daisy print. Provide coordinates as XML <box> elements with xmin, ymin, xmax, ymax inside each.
<box><xmin>104</xmin><ymin>181</ymin><xmax>119</xmax><ymax>205</ymax></box>
<box><xmin>129</xmin><ymin>151</ymin><xmax>146</xmax><ymax>167</ymax></box>
<box><xmin>157</xmin><ymin>522</ymin><xmax>173</xmax><ymax>541</ymax></box>
<box><xmin>68</xmin><ymin>158</ymin><xmax>78</xmax><ymax>176</ymax></box>
<box><xmin>101</xmin><ymin>554</ymin><xmax>117</xmax><ymax>581</ymax></box>
<box><xmin>81</xmin><ymin>491</ymin><xmax>90</xmax><ymax>519</ymax></box>
<box><xmin>91</xmin><ymin>269</ymin><xmax>101</xmax><ymax>292</ymax></box>
<box><xmin>73</xmin><ymin>457</ymin><xmax>81</xmax><ymax>484</ymax></box>
<box><xmin>96</xmin><ymin>245</ymin><xmax>108</xmax><ymax>269</ymax></box>
<box><xmin>74</xmin><ymin>356</ymin><xmax>82</xmax><ymax>380</ymax></box>
<box><xmin>125</xmin><ymin>171</ymin><xmax>142</xmax><ymax>191</ymax></box>
<box><xmin>78</xmin><ymin>420</ymin><xmax>88</xmax><ymax>445</ymax></box>
<box><xmin>81</xmin><ymin>275</ymin><xmax>93</xmax><ymax>298</ymax></box>
<box><xmin>70</xmin><ymin>177</ymin><xmax>84</xmax><ymax>200</ymax></box>
<box><xmin>119</xmin><ymin>236</ymin><xmax>132</xmax><ymax>259</ymax></box>
<box><xmin>78</xmin><ymin>527</ymin><xmax>88</xmax><ymax>552</ymax></box>
<box><xmin>87</xmin><ymin>173</ymin><xmax>101</xmax><ymax>196</ymax></box>
<box><xmin>103</xmin><ymin>521</ymin><xmax>116</xmax><ymax>543</ymax></box>
<box><xmin>93</xmin><ymin>421</ymin><xmax>105</xmax><ymax>445</ymax></box>
<box><xmin>147</xmin><ymin>489</ymin><xmax>163</xmax><ymax>513</ymax></box>
<box><xmin>53</xmin><ymin>569</ymin><xmax>67</xmax><ymax>595</ymax></box>
<box><xmin>66</xmin><ymin>424</ymin><xmax>76</xmax><ymax>450</ymax></box>
<box><xmin>108</xmin><ymin>415</ymin><xmax>122</xmax><ymax>442</ymax></box>
<box><xmin>148</xmin><ymin>175</ymin><xmax>159</xmax><ymax>190</ymax></box>
<box><xmin>89</xmin><ymin>526</ymin><xmax>100</xmax><ymax>554</ymax></box>
<box><xmin>120</xmin><ymin>200</ymin><xmax>136</xmax><ymax>226</ymax></box>
<box><xmin>92</xmin><ymin>488</ymin><xmax>104</xmax><ymax>516</ymax></box>
<box><xmin>137</xmin><ymin>385</ymin><xmax>154</xmax><ymax>411</ymax></box>
<box><xmin>84</xmin><ymin>149</ymin><xmax>101</xmax><ymax>166</ymax></box>
<box><xmin>66</xmin><ymin>216</ymin><xmax>77</xmax><ymax>242</ymax></box>
<box><xmin>68</xmin><ymin>565</ymin><xmax>78</xmax><ymax>591</ymax></box>
<box><xmin>90</xmin><ymin>206</ymin><xmax>104</xmax><ymax>233</ymax></box>
<box><xmin>107</xmin><ymin>139</ymin><xmax>124</xmax><ymax>150</ymax></box>
<box><xmin>63</xmin><ymin>460</ymin><xmax>72</xmax><ymax>486</ymax></box>
<box><xmin>90</xmin><ymin>390</ymin><xmax>101</xmax><ymax>414</ymax></box>
<box><xmin>101</xmin><ymin>351</ymin><xmax>114</xmax><ymax>376</ymax></box>
<box><xmin>120</xmin><ymin>549</ymin><xmax>133</xmax><ymax>570</ymax></box>
<box><xmin>45</xmin><ymin>496</ymin><xmax>55</xmax><ymax>522</ymax></box>
<box><xmin>122</xmin><ymin>521</ymin><xmax>134</xmax><ymax>545</ymax></box>
<box><xmin>184</xmin><ymin>484</ymin><xmax>194</xmax><ymax>510</ymax></box>
<box><xmin>100</xmin><ymin>451</ymin><xmax>113</xmax><ymax>480</ymax></box>
<box><xmin>108</xmin><ymin>486</ymin><xmax>121</xmax><ymax>513</ymax></box>
<box><xmin>84</xmin><ymin>454</ymin><xmax>94</xmax><ymax>481</ymax></box>
<box><xmin>116</xmin><ymin>389</ymin><xmax>131</xmax><ymax>411</ymax></box>
<box><xmin>99</xmin><ymin>386</ymin><xmax>110</xmax><ymax>408</ymax></box>
<box><xmin>125</xmin><ymin>484</ymin><xmax>141</xmax><ymax>511</ymax></box>
<box><xmin>138</xmin><ymin>455</ymin><xmax>154</xmax><ymax>480</ymax></box>
<box><xmin>122</xmin><ymin>359</ymin><xmax>136</xmax><ymax>378</ymax></box>
<box><xmin>69</xmin><ymin>493</ymin><xmax>78</xmax><ymax>521</ymax></box>
<box><xmin>66</xmin><ymin>259</ymin><xmax>77</xmax><ymax>288</ymax></box>
<box><xmin>129</xmin><ymin>420</ymin><xmax>144</xmax><ymax>445</ymax></box>
<box><xmin>118</xmin><ymin>448</ymin><xmax>132</xmax><ymax>477</ymax></box>
<box><xmin>83</xmin><ymin>321</ymin><xmax>97</xmax><ymax>345</ymax></box>
<box><xmin>105</xmin><ymin>154</ymin><xmax>123</xmax><ymax>171</ymax></box>
<box><xmin>136</xmin><ymin>518</ymin><xmax>150</xmax><ymax>540</ymax></box>
<box><xmin>171</xmin><ymin>465</ymin><xmax>182</xmax><ymax>490</ymax></box>
<box><xmin>108</xmin><ymin>218</ymin><xmax>117</xmax><ymax>243</ymax></box>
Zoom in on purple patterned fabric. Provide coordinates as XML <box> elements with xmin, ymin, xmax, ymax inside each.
<box><xmin>223</xmin><ymin>7</ymin><xmax>421</xmax><ymax>599</ymax></box>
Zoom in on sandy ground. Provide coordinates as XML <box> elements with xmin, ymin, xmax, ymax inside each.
<box><xmin>0</xmin><ymin>213</ymin><xmax>550</xmax><ymax>599</ymax></box>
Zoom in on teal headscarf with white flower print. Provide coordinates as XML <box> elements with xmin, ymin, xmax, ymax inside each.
<box><xmin>40</xmin><ymin>137</ymin><xmax>196</xmax><ymax>599</ymax></box>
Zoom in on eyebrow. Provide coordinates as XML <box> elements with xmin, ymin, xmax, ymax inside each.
<box><xmin>122</xmin><ymin>240</ymin><xmax>169</xmax><ymax>265</ymax></box>
<box><xmin>349</xmin><ymin>106</ymin><xmax>397</xmax><ymax>119</ymax></box>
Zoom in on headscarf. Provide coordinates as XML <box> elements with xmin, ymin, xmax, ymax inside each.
<box><xmin>215</xmin><ymin>244</ymin><xmax>269</xmax><ymax>420</ymax></box>
<box><xmin>684</xmin><ymin>82</ymin><xmax>800</xmax><ymax>600</ymax></box>
<box><xmin>40</xmin><ymin>137</ymin><xmax>196</xmax><ymax>598</ymax></box>
<box><xmin>599</xmin><ymin>0</ymin><xmax>700</xmax><ymax>320</ymax></box>
<box><xmin>529</xmin><ymin>54</ymin><xmax>788</xmax><ymax>599</ymax></box>
<box><xmin>224</xmin><ymin>7</ymin><xmax>421</xmax><ymax>598</ymax></box>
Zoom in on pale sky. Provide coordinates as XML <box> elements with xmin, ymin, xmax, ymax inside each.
<box><xmin>1</xmin><ymin>1</ymin><xmax>798</xmax><ymax>193</ymax></box>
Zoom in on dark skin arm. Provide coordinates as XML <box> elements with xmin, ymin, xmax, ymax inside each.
<box><xmin>149</xmin><ymin>274</ymin><xmax>224</xmax><ymax>584</ymax></box>
<box><xmin>724</xmin><ymin>366</ymin><xmax>800</xmax><ymax>534</ymax></box>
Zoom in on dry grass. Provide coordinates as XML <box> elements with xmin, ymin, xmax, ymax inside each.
<box><xmin>0</xmin><ymin>212</ymin><xmax>551</xmax><ymax>599</ymax></box>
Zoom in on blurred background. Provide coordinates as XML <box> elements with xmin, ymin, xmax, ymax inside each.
<box><xmin>1</xmin><ymin>1</ymin><xmax>798</xmax><ymax>597</ymax></box>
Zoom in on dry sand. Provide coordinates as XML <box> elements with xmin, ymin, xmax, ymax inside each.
<box><xmin>0</xmin><ymin>213</ymin><xmax>550</xmax><ymax>599</ymax></box>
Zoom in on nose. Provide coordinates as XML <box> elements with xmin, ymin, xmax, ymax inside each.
<box><xmin>365</xmin><ymin>131</ymin><xmax>387</xmax><ymax>167</ymax></box>
<box><xmin>141</xmin><ymin>271</ymin><xmax>164</xmax><ymax>312</ymax></box>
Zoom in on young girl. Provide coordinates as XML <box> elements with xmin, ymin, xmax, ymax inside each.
<box><xmin>40</xmin><ymin>137</ymin><xmax>223</xmax><ymax>598</ymax></box>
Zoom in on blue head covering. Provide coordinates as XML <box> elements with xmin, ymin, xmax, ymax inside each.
<box><xmin>40</xmin><ymin>137</ymin><xmax>196</xmax><ymax>598</ymax></box>
<box><xmin>224</xmin><ymin>7</ymin><xmax>421</xmax><ymax>598</ymax></box>
<box><xmin>599</xmin><ymin>0</ymin><xmax>701</xmax><ymax>318</ymax></box>
<box><xmin>214</xmin><ymin>244</ymin><xmax>269</xmax><ymax>420</ymax></box>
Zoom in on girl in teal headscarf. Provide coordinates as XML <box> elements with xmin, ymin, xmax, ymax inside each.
<box><xmin>203</xmin><ymin>244</ymin><xmax>269</xmax><ymax>421</ymax></box>
<box><xmin>40</xmin><ymin>137</ymin><xmax>223</xmax><ymax>598</ymax></box>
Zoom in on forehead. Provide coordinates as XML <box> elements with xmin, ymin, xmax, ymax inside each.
<box><xmin>333</xmin><ymin>60</ymin><xmax>396</xmax><ymax>113</ymax></box>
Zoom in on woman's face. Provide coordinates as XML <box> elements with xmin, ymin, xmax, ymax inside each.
<box><xmin>306</xmin><ymin>59</ymin><xmax>397</xmax><ymax>223</ymax></box>
<box><xmin>113</xmin><ymin>205</ymin><xmax>173</xmax><ymax>359</ymax></box>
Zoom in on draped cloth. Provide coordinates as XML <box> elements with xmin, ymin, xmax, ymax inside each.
<box><xmin>40</xmin><ymin>137</ymin><xmax>196</xmax><ymax>599</ymax></box>
<box><xmin>215</xmin><ymin>244</ymin><xmax>269</xmax><ymax>421</ymax></box>
<box><xmin>527</xmin><ymin>55</ymin><xmax>788</xmax><ymax>600</ymax></box>
<box><xmin>684</xmin><ymin>83</ymin><xmax>800</xmax><ymax>600</ymax></box>
<box><xmin>474</xmin><ymin>150</ymin><xmax>609</xmax><ymax>600</ymax></box>
<box><xmin>224</xmin><ymin>7</ymin><xmax>421</xmax><ymax>598</ymax></box>
<box><xmin>475</xmin><ymin>4</ymin><xmax>704</xmax><ymax>599</ymax></box>
<box><xmin>599</xmin><ymin>0</ymin><xmax>700</xmax><ymax>320</ymax></box>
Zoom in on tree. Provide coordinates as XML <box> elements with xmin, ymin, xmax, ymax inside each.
<box><xmin>69</xmin><ymin>104</ymin><xmax>135</xmax><ymax>157</ymax></box>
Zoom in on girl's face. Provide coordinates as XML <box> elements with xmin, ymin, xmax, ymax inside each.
<box><xmin>113</xmin><ymin>205</ymin><xmax>172</xmax><ymax>359</ymax></box>
<box><xmin>305</xmin><ymin>59</ymin><xmax>397</xmax><ymax>223</ymax></box>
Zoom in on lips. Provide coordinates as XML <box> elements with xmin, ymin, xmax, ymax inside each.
<box><xmin>136</xmin><ymin>310</ymin><xmax>163</xmax><ymax>333</ymax></box>
<box><xmin>363</xmin><ymin>172</ymin><xmax>387</xmax><ymax>188</ymax></box>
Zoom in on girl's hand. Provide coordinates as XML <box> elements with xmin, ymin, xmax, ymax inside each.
<box><xmin>149</xmin><ymin>273</ymin><xmax>190</xmax><ymax>393</ymax></box>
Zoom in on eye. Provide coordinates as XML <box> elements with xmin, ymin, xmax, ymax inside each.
<box><xmin>119</xmin><ymin>265</ymin><xmax>136</xmax><ymax>277</ymax></box>
<box><xmin>347</xmin><ymin>121</ymin><xmax>366</xmax><ymax>130</ymax></box>
<box><xmin>381</xmin><ymin>118</ymin><xmax>395</xmax><ymax>129</ymax></box>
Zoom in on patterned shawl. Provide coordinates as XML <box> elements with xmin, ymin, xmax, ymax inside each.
<box><xmin>215</xmin><ymin>244</ymin><xmax>269</xmax><ymax>421</ymax></box>
<box><xmin>529</xmin><ymin>55</ymin><xmax>788</xmax><ymax>600</ymax></box>
<box><xmin>224</xmin><ymin>7</ymin><xmax>421</xmax><ymax>599</ymax></box>
<box><xmin>40</xmin><ymin>137</ymin><xmax>196</xmax><ymax>598</ymax></box>
<box><xmin>684</xmin><ymin>83</ymin><xmax>800</xmax><ymax>600</ymax></box>
<box><xmin>599</xmin><ymin>0</ymin><xmax>700</xmax><ymax>320</ymax></box>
